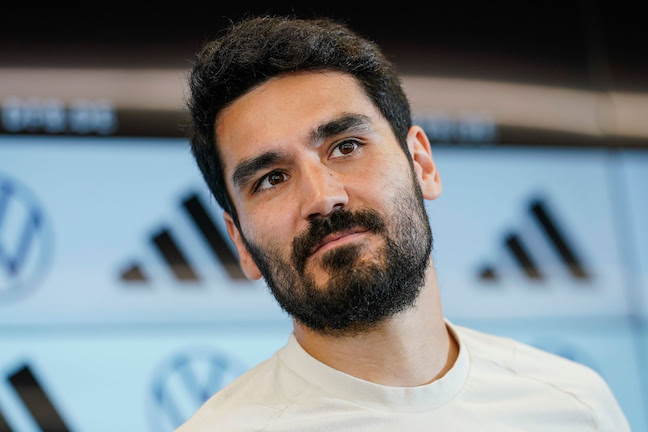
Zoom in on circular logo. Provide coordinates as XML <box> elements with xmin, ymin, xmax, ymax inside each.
<box><xmin>147</xmin><ymin>347</ymin><xmax>248</xmax><ymax>432</ymax></box>
<box><xmin>0</xmin><ymin>174</ymin><xmax>53</xmax><ymax>302</ymax></box>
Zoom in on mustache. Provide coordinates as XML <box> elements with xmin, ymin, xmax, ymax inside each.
<box><xmin>291</xmin><ymin>208</ymin><xmax>386</xmax><ymax>272</ymax></box>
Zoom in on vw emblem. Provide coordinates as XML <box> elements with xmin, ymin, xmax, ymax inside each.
<box><xmin>0</xmin><ymin>174</ymin><xmax>53</xmax><ymax>302</ymax></box>
<box><xmin>148</xmin><ymin>347</ymin><xmax>248</xmax><ymax>431</ymax></box>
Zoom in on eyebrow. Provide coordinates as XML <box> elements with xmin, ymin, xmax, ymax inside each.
<box><xmin>309</xmin><ymin>113</ymin><xmax>373</xmax><ymax>144</ymax></box>
<box><xmin>232</xmin><ymin>150</ymin><xmax>287</xmax><ymax>191</ymax></box>
<box><xmin>231</xmin><ymin>113</ymin><xmax>374</xmax><ymax>191</ymax></box>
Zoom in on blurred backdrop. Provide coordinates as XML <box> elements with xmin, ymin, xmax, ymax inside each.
<box><xmin>1</xmin><ymin>1</ymin><xmax>647</xmax><ymax>431</ymax></box>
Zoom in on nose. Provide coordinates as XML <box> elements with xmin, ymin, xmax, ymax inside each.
<box><xmin>299</xmin><ymin>165</ymin><xmax>349</xmax><ymax>221</ymax></box>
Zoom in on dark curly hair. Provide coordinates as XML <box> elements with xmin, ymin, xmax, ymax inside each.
<box><xmin>187</xmin><ymin>15</ymin><xmax>412</xmax><ymax>227</ymax></box>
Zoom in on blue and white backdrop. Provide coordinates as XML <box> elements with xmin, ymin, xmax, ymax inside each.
<box><xmin>0</xmin><ymin>133</ymin><xmax>646</xmax><ymax>431</ymax></box>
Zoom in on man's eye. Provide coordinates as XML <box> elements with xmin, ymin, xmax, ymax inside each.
<box><xmin>330</xmin><ymin>140</ymin><xmax>361</xmax><ymax>158</ymax></box>
<box><xmin>255</xmin><ymin>171</ymin><xmax>289</xmax><ymax>192</ymax></box>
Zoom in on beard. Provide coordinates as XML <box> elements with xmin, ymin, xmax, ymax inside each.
<box><xmin>240</xmin><ymin>172</ymin><xmax>433</xmax><ymax>337</ymax></box>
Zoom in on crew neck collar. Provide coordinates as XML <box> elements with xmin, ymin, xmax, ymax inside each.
<box><xmin>277</xmin><ymin>318</ymin><xmax>469</xmax><ymax>413</ymax></box>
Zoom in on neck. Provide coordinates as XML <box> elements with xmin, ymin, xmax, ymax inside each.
<box><xmin>292</xmin><ymin>265</ymin><xmax>458</xmax><ymax>387</ymax></box>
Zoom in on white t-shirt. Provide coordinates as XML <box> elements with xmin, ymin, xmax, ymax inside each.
<box><xmin>176</xmin><ymin>320</ymin><xmax>630</xmax><ymax>431</ymax></box>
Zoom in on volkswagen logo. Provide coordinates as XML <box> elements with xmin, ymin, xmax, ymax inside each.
<box><xmin>147</xmin><ymin>347</ymin><xmax>248</xmax><ymax>431</ymax></box>
<box><xmin>0</xmin><ymin>174</ymin><xmax>53</xmax><ymax>302</ymax></box>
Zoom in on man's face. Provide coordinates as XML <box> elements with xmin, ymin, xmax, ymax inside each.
<box><xmin>215</xmin><ymin>71</ymin><xmax>440</xmax><ymax>335</ymax></box>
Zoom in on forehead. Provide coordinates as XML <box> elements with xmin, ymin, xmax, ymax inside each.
<box><xmin>214</xmin><ymin>71</ymin><xmax>383</xmax><ymax>177</ymax></box>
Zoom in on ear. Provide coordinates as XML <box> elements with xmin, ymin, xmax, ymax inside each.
<box><xmin>406</xmin><ymin>125</ymin><xmax>442</xmax><ymax>200</ymax></box>
<box><xmin>223</xmin><ymin>212</ymin><xmax>263</xmax><ymax>280</ymax></box>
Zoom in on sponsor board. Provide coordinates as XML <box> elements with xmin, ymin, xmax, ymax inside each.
<box><xmin>431</xmin><ymin>147</ymin><xmax>629</xmax><ymax>318</ymax></box>
<box><xmin>0</xmin><ymin>139</ymin><xmax>635</xmax><ymax>323</ymax></box>
<box><xmin>0</xmin><ymin>323</ymin><xmax>291</xmax><ymax>432</ymax></box>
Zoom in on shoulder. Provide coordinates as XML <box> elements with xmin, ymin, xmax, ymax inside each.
<box><xmin>174</xmin><ymin>351</ymin><xmax>309</xmax><ymax>432</ymax></box>
<box><xmin>452</xmin><ymin>322</ymin><xmax>630</xmax><ymax>431</ymax></box>
<box><xmin>453</xmin><ymin>323</ymin><xmax>602</xmax><ymax>387</ymax></box>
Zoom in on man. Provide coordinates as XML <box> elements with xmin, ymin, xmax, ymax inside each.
<box><xmin>177</xmin><ymin>15</ymin><xmax>629</xmax><ymax>431</ymax></box>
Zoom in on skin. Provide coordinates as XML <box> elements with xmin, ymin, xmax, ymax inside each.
<box><xmin>216</xmin><ymin>70</ymin><xmax>458</xmax><ymax>387</ymax></box>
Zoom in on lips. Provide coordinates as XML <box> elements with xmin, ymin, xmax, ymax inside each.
<box><xmin>309</xmin><ymin>227</ymin><xmax>370</xmax><ymax>256</ymax></box>
<box><xmin>291</xmin><ymin>208</ymin><xmax>386</xmax><ymax>273</ymax></box>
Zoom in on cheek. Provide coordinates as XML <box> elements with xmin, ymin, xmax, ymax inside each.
<box><xmin>353</xmin><ymin>158</ymin><xmax>412</xmax><ymax>202</ymax></box>
<box><xmin>242</xmin><ymin>210</ymin><xmax>296</xmax><ymax>253</ymax></box>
